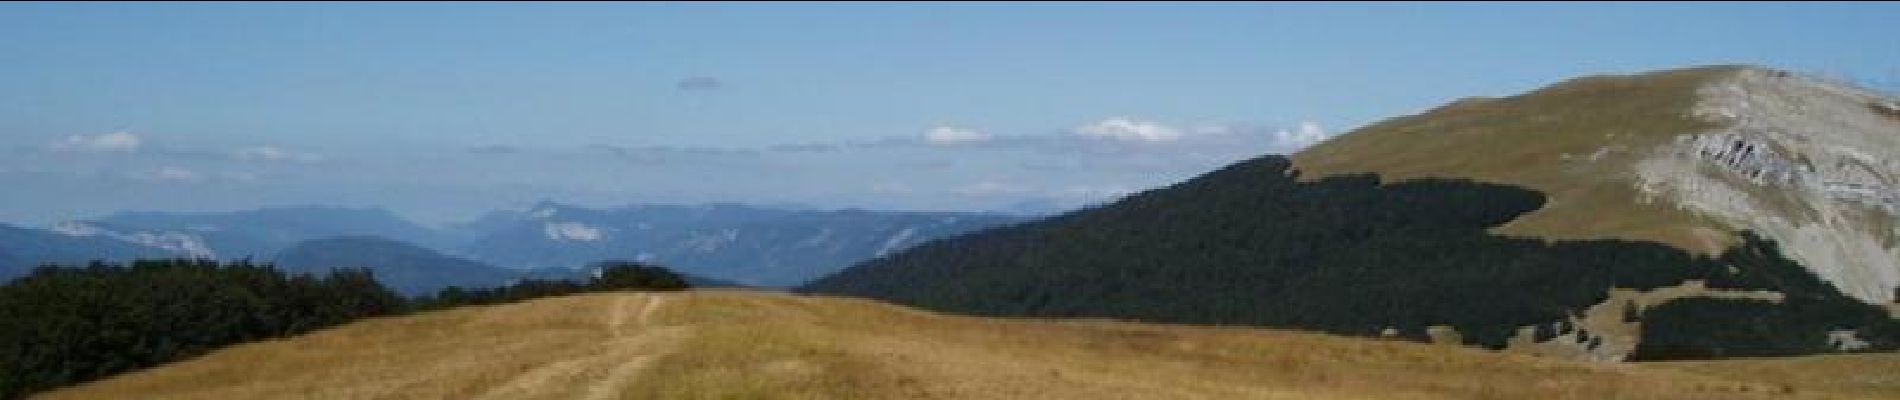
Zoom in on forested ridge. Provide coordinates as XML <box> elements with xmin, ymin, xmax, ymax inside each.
<box><xmin>0</xmin><ymin>259</ymin><xmax>688</xmax><ymax>399</ymax></box>
<box><xmin>802</xmin><ymin>155</ymin><xmax>1900</xmax><ymax>358</ymax></box>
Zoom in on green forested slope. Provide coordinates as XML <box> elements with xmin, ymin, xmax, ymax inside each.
<box><xmin>802</xmin><ymin>156</ymin><xmax>1898</xmax><ymax>358</ymax></box>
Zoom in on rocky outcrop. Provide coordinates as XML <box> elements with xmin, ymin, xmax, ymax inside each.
<box><xmin>1635</xmin><ymin>68</ymin><xmax>1900</xmax><ymax>303</ymax></box>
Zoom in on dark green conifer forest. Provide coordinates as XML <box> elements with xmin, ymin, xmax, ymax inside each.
<box><xmin>0</xmin><ymin>259</ymin><xmax>688</xmax><ymax>399</ymax></box>
<box><xmin>802</xmin><ymin>155</ymin><xmax>1900</xmax><ymax>358</ymax></box>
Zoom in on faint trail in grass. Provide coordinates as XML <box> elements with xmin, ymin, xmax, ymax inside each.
<box><xmin>473</xmin><ymin>294</ymin><xmax>681</xmax><ymax>400</ymax></box>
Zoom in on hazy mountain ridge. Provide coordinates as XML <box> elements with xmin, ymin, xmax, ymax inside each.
<box><xmin>0</xmin><ymin>224</ymin><xmax>177</xmax><ymax>279</ymax></box>
<box><xmin>270</xmin><ymin>236</ymin><xmax>521</xmax><ymax>296</ymax></box>
<box><xmin>459</xmin><ymin>201</ymin><xmax>1021</xmax><ymax>286</ymax></box>
<box><xmin>4</xmin><ymin>202</ymin><xmax>1021</xmax><ymax>289</ymax></box>
<box><xmin>52</xmin><ymin>206</ymin><xmax>450</xmax><ymax>261</ymax></box>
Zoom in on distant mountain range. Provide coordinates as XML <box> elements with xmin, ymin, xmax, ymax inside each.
<box><xmin>0</xmin><ymin>224</ymin><xmax>175</xmax><ymax>278</ymax></box>
<box><xmin>52</xmin><ymin>206</ymin><xmax>450</xmax><ymax>260</ymax></box>
<box><xmin>271</xmin><ymin>236</ymin><xmax>520</xmax><ymax>296</ymax></box>
<box><xmin>457</xmin><ymin>202</ymin><xmax>1021</xmax><ymax>286</ymax></box>
<box><xmin>0</xmin><ymin>202</ymin><xmax>1022</xmax><ymax>289</ymax></box>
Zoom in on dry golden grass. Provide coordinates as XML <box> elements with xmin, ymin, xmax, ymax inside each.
<box><xmin>1650</xmin><ymin>353</ymin><xmax>1900</xmax><ymax>399</ymax></box>
<box><xmin>44</xmin><ymin>290</ymin><xmax>1890</xmax><ymax>399</ymax></box>
<box><xmin>1291</xmin><ymin>66</ymin><xmax>1743</xmax><ymax>254</ymax></box>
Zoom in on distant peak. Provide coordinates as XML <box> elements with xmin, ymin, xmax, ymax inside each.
<box><xmin>526</xmin><ymin>200</ymin><xmax>571</xmax><ymax>218</ymax></box>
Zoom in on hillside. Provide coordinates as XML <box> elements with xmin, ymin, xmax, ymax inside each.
<box><xmin>42</xmin><ymin>291</ymin><xmax>1880</xmax><ymax>399</ymax></box>
<box><xmin>0</xmin><ymin>224</ymin><xmax>175</xmax><ymax>279</ymax></box>
<box><xmin>1654</xmin><ymin>353</ymin><xmax>1900</xmax><ymax>399</ymax></box>
<box><xmin>1293</xmin><ymin>66</ymin><xmax>1736</xmax><ymax>252</ymax></box>
<box><xmin>802</xmin><ymin>66</ymin><xmax>1900</xmax><ymax>361</ymax></box>
<box><xmin>272</xmin><ymin>236</ymin><xmax>522</xmax><ymax>296</ymax></box>
<box><xmin>64</xmin><ymin>206</ymin><xmax>451</xmax><ymax>260</ymax></box>
<box><xmin>1293</xmin><ymin>66</ymin><xmax>1900</xmax><ymax>304</ymax></box>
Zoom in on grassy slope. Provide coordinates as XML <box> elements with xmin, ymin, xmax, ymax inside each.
<box><xmin>46</xmin><ymin>291</ymin><xmax>1882</xmax><ymax>399</ymax></box>
<box><xmin>1653</xmin><ymin>354</ymin><xmax>1900</xmax><ymax>399</ymax></box>
<box><xmin>1291</xmin><ymin>66</ymin><xmax>1741</xmax><ymax>253</ymax></box>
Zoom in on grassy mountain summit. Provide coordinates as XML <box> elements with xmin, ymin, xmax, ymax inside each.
<box><xmin>1296</xmin><ymin>65</ymin><xmax>1900</xmax><ymax>304</ymax></box>
<box><xmin>1294</xmin><ymin>66</ymin><xmax>1740</xmax><ymax>252</ymax></box>
<box><xmin>44</xmin><ymin>291</ymin><xmax>1882</xmax><ymax>400</ymax></box>
<box><xmin>803</xmin><ymin>66</ymin><xmax>1900</xmax><ymax>361</ymax></box>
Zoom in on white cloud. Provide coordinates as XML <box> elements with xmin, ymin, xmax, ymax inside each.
<box><xmin>124</xmin><ymin>167</ymin><xmax>265</xmax><ymax>184</ymax></box>
<box><xmin>132</xmin><ymin>166</ymin><xmax>203</xmax><ymax>183</ymax></box>
<box><xmin>923</xmin><ymin>126</ymin><xmax>992</xmax><ymax>145</ymax></box>
<box><xmin>1273</xmin><ymin>121</ymin><xmax>1330</xmax><ymax>148</ymax></box>
<box><xmin>155</xmin><ymin>167</ymin><xmax>201</xmax><ymax>182</ymax></box>
<box><xmin>1055</xmin><ymin>184</ymin><xmax>1135</xmax><ymax>200</ymax></box>
<box><xmin>953</xmin><ymin>181</ymin><xmax>1032</xmax><ymax>197</ymax></box>
<box><xmin>233</xmin><ymin>146</ymin><xmax>323</xmax><ymax>163</ymax></box>
<box><xmin>50</xmin><ymin>131</ymin><xmax>141</xmax><ymax>153</ymax></box>
<box><xmin>869</xmin><ymin>182</ymin><xmax>916</xmax><ymax>195</ymax></box>
<box><xmin>1190</xmin><ymin>124</ymin><xmax>1236</xmax><ymax>135</ymax></box>
<box><xmin>220</xmin><ymin>171</ymin><xmax>260</xmax><ymax>182</ymax></box>
<box><xmin>1074</xmin><ymin>117</ymin><xmax>1183</xmax><ymax>143</ymax></box>
<box><xmin>589</xmin><ymin>144</ymin><xmax>760</xmax><ymax>164</ymax></box>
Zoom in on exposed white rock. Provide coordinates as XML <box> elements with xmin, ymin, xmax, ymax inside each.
<box><xmin>680</xmin><ymin>228</ymin><xmax>740</xmax><ymax>253</ymax></box>
<box><xmin>48</xmin><ymin>221</ymin><xmax>217</xmax><ymax>259</ymax></box>
<box><xmin>124</xmin><ymin>231</ymin><xmax>217</xmax><ymax>259</ymax></box>
<box><xmin>50</xmin><ymin>221</ymin><xmax>104</xmax><ymax>237</ymax></box>
<box><xmin>799</xmin><ymin>228</ymin><xmax>835</xmax><ymax>248</ymax></box>
<box><xmin>1634</xmin><ymin>68</ymin><xmax>1900</xmax><ymax>303</ymax></box>
<box><xmin>873</xmin><ymin>227</ymin><xmax>918</xmax><ymax>258</ymax></box>
<box><xmin>543</xmin><ymin>222</ymin><xmax>605</xmax><ymax>242</ymax></box>
<box><xmin>1828</xmin><ymin>329</ymin><xmax>1871</xmax><ymax>351</ymax></box>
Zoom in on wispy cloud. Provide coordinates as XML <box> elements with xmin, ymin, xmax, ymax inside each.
<box><xmin>953</xmin><ymin>181</ymin><xmax>1033</xmax><ymax>197</ymax></box>
<box><xmin>868</xmin><ymin>182</ymin><xmax>915</xmax><ymax>195</ymax></box>
<box><xmin>1072</xmin><ymin>117</ymin><xmax>1182</xmax><ymax>143</ymax></box>
<box><xmin>923</xmin><ymin>126</ymin><xmax>992</xmax><ymax>145</ymax></box>
<box><xmin>219</xmin><ymin>171</ymin><xmax>261</xmax><ymax>182</ymax></box>
<box><xmin>589</xmin><ymin>144</ymin><xmax>760</xmax><ymax>164</ymax></box>
<box><xmin>1273</xmin><ymin>121</ymin><xmax>1329</xmax><ymax>149</ymax></box>
<box><xmin>125</xmin><ymin>166</ymin><xmax>265</xmax><ymax>184</ymax></box>
<box><xmin>768</xmin><ymin>143</ymin><xmax>840</xmax><ymax>153</ymax></box>
<box><xmin>131</xmin><ymin>166</ymin><xmax>204</xmax><ymax>183</ymax></box>
<box><xmin>1054</xmin><ymin>184</ymin><xmax>1136</xmax><ymax>200</ymax></box>
<box><xmin>232</xmin><ymin>146</ymin><xmax>323</xmax><ymax>163</ymax></box>
<box><xmin>49</xmin><ymin>131</ymin><xmax>141</xmax><ymax>153</ymax></box>
<box><xmin>895</xmin><ymin>159</ymin><xmax>954</xmax><ymax>170</ymax></box>
<box><xmin>940</xmin><ymin>181</ymin><xmax>1136</xmax><ymax>211</ymax></box>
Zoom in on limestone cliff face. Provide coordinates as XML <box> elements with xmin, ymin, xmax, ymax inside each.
<box><xmin>1295</xmin><ymin>66</ymin><xmax>1900</xmax><ymax>305</ymax></box>
<box><xmin>1636</xmin><ymin>68</ymin><xmax>1900</xmax><ymax>303</ymax></box>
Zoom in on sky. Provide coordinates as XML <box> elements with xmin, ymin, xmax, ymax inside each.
<box><xmin>2</xmin><ymin>2</ymin><xmax>1897</xmax><ymax>226</ymax></box>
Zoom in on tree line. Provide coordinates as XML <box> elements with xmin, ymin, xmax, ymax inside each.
<box><xmin>0</xmin><ymin>258</ymin><xmax>688</xmax><ymax>399</ymax></box>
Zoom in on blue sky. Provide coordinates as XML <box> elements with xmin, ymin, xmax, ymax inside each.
<box><xmin>2</xmin><ymin>2</ymin><xmax>1897</xmax><ymax>225</ymax></box>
